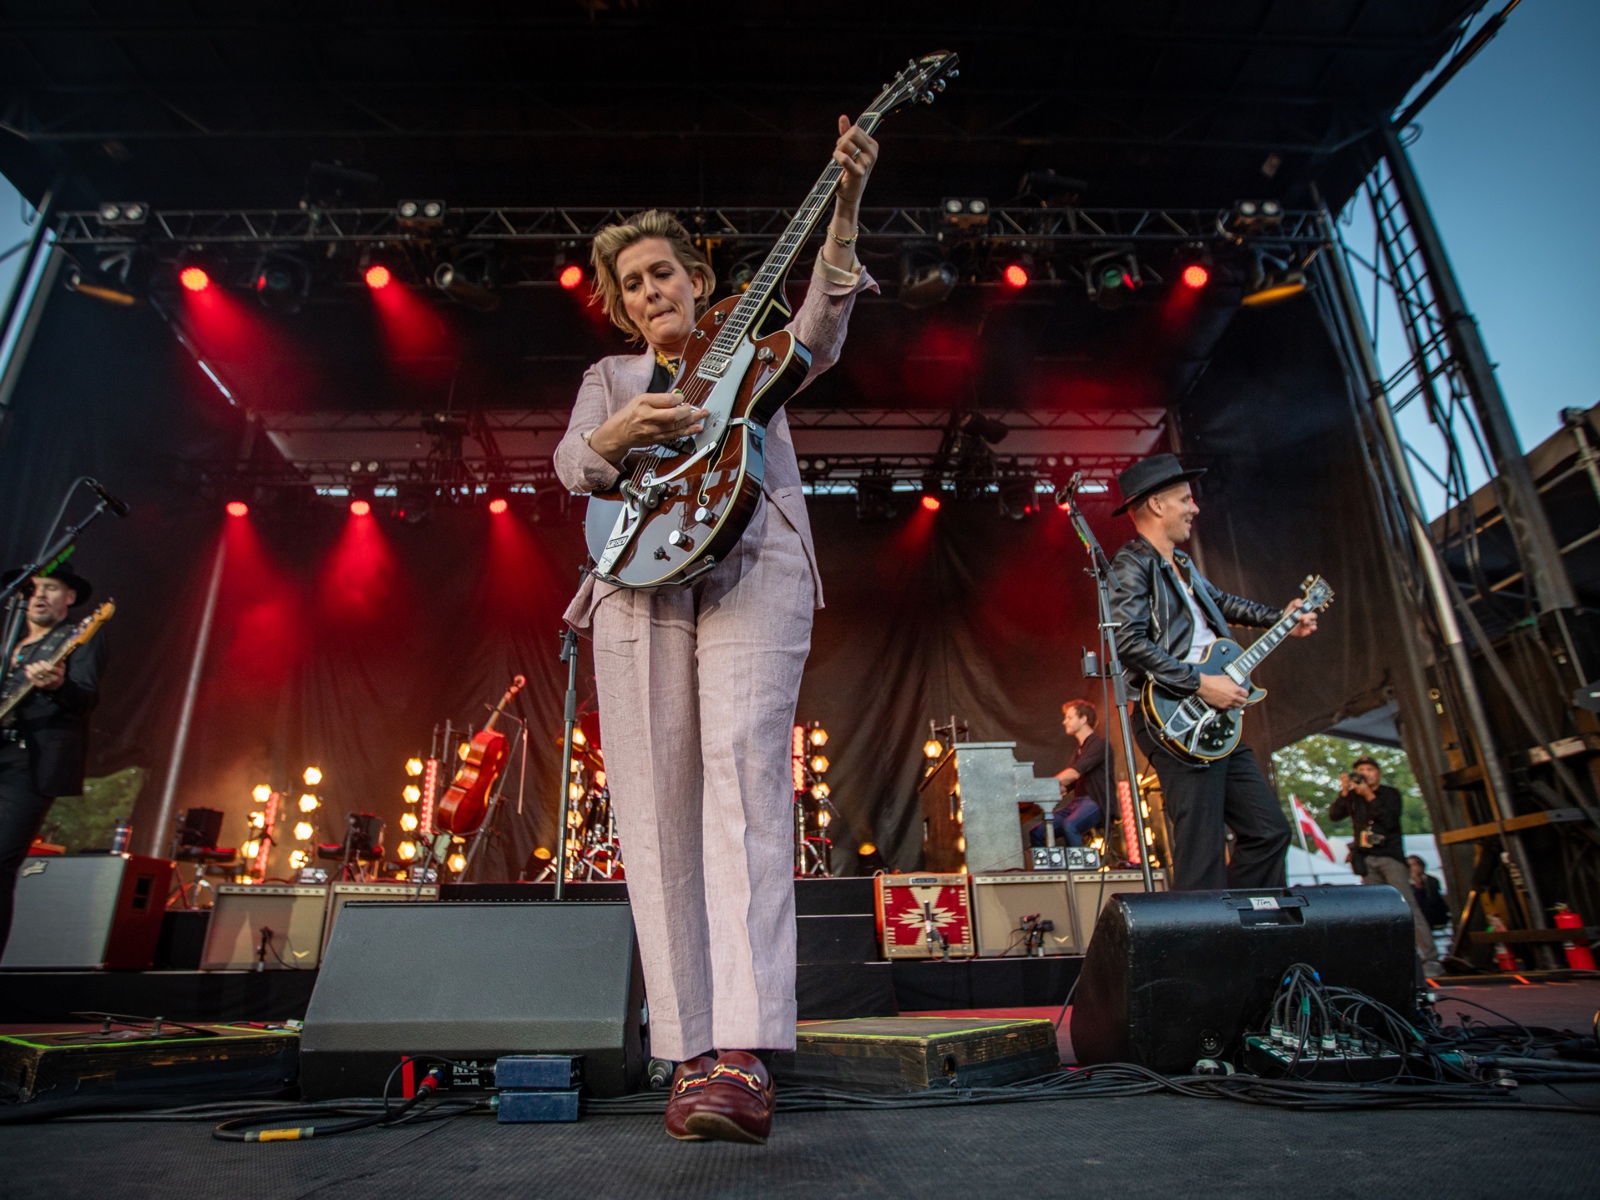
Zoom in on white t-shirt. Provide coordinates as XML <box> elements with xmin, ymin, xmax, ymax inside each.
<box><xmin>1176</xmin><ymin>571</ymin><xmax>1219</xmax><ymax>665</ymax></box>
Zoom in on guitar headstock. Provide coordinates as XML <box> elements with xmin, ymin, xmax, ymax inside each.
<box><xmin>871</xmin><ymin>51</ymin><xmax>960</xmax><ymax>117</ymax></box>
<box><xmin>72</xmin><ymin>600</ymin><xmax>116</xmax><ymax>645</ymax></box>
<box><xmin>1299</xmin><ymin>575</ymin><xmax>1334</xmax><ymax>612</ymax></box>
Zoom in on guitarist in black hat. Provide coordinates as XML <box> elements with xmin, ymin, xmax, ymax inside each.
<box><xmin>1106</xmin><ymin>455</ymin><xmax>1317</xmax><ymax>892</ymax></box>
<box><xmin>0</xmin><ymin>566</ymin><xmax>105</xmax><ymax>957</ymax></box>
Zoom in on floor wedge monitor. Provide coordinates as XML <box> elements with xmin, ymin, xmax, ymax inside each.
<box><xmin>1070</xmin><ymin>887</ymin><xmax>1415</xmax><ymax>1074</ymax></box>
<box><xmin>300</xmin><ymin>900</ymin><xmax>645</xmax><ymax>1099</ymax></box>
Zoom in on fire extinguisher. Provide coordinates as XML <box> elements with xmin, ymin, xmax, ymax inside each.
<box><xmin>1487</xmin><ymin>914</ymin><xmax>1518</xmax><ymax>973</ymax></box>
<box><xmin>1552</xmin><ymin>904</ymin><xmax>1597</xmax><ymax>972</ymax></box>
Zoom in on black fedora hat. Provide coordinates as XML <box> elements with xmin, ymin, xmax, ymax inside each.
<box><xmin>1112</xmin><ymin>453</ymin><xmax>1206</xmax><ymax>516</ymax></box>
<box><xmin>2</xmin><ymin>563</ymin><xmax>94</xmax><ymax>607</ymax></box>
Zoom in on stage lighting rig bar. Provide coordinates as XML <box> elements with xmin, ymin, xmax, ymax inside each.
<box><xmin>52</xmin><ymin>206</ymin><xmax>1327</xmax><ymax>250</ymax></box>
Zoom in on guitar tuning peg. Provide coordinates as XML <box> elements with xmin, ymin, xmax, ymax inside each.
<box><xmin>919</xmin><ymin>92</ymin><xmax>933</xmax><ymax>103</ymax></box>
<box><xmin>948</xmin><ymin>68</ymin><xmax>959</xmax><ymax>79</ymax></box>
<box><xmin>934</xmin><ymin>79</ymin><xmax>946</xmax><ymax>91</ymax></box>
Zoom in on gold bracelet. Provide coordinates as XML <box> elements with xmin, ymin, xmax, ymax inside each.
<box><xmin>828</xmin><ymin>226</ymin><xmax>859</xmax><ymax>248</ymax></box>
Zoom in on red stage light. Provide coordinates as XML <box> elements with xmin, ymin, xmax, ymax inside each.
<box><xmin>920</xmin><ymin>494</ymin><xmax>942</xmax><ymax>512</ymax></box>
<box><xmin>365</xmin><ymin>264</ymin><xmax>392</xmax><ymax>290</ymax></box>
<box><xmin>1181</xmin><ymin>264</ymin><xmax>1210</xmax><ymax>290</ymax></box>
<box><xmin>1002</xmin><ymin>263</ymin><xmax>1029</xmax><ymax>289</ymax></box>
<box><xmin>225</xmin><ymin>500</ymin><xmax>249</xmax><ymax>517</ymax></box>
<box><xmin>179</xmin><ymin>266</ymin><xmax>210</xmax><ymax>292</ymax></box>
<box><xmin>558</xmin><ymin>264</ymin><xmax>584</xmax><ymax>290</ymax></box>
<box><xmin>349</xmin><ymin>498</ymin><xmax>372</xmax><ymax>517</ymax></box>
<box><xmin>487</xmin><ymin>496</ymin><xmax>509</xmax><ymax>515</ymax></box>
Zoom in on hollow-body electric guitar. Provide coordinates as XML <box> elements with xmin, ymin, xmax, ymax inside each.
<box><xmin>584</xmin><ymin>51</ymin><xmax>959</xmax><ymax>588</ymax></box>
<box><xmin>0</xmin><ymin>600</ymin><xmax>115</xmax><ymax>723</ymax></box>
<box><xmin>1141</xmin><ymin>575</ymin><xmax>1333</xmax><ymax>764</ymax></box>
<box><xmin>435</xmin><ymin>674</ymin><xmax>526</xmax><ymax>835</ymax></box>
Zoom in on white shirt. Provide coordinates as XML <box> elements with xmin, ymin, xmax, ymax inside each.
<box><xmin>1175</xmin><ymin>569</ymin><xmax>1219</xmax><ymax>665</ymax></box>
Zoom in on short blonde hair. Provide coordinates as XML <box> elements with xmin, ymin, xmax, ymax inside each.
<box><xmin>589</xmin><ymin>210</ymin><xmax>716</xmax><ymax>341</ymax></box>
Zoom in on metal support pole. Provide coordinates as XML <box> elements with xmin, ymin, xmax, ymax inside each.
<box><xmin>1316</xmin><ymin>215</ymin><xmax>1550</xmax><ymax>937</ymax></box>
<box><xmin>0</xmin><ymin>183</ymin><xmax>55</xmax><ymax>367</ymax></box>
<box><xmin>1378</xmin><ymin>124</ymin><xmax>1576</xmax><ymax>615</ymax></box>
<box><xmin>149</xmin><ymin>533</ymin><xmax>227</xmax><ymax>858</ymax></box>
<box><xmin>554</xmin><ymin>626</ymin><xmax>581</xmax><ymax>899</ymax></box>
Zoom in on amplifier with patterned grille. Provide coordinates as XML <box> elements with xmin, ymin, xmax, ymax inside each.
<box><xmin>873</xmin><ymin>873</ymin><xmax>973</xmax><ymax>959</ymax></box>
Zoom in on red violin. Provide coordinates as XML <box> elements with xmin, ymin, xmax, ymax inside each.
<box><xmin>435</xmin><ymin>675</ymin><xmax>526</xmax><ymax>835</ymax></box>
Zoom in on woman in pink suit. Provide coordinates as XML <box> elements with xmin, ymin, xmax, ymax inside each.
<box><xmin>553</xmin><ymin>116</ymin><xmax>878</xmax><ymax>1144</ymax></box>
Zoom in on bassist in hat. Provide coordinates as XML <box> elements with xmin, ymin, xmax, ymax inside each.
<box><xmin>1106</xmin><ymin>456</ymin><xmax>1317</xmax><ymax>892</ymax></box>
<box><xmin>0</xmin><ymin>567</ymin><xmax>105</xmax><ymax>958</ymax></box>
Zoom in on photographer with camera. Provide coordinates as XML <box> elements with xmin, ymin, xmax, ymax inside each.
<box><xmin>1330</xmin><ymin>756</ymin><xmax>1439</xmax><ymax>974</ymax></box>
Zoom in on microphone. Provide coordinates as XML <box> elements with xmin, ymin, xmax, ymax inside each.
<box><xmin>1053</xmin><ymin>471</ymin><xmax>1085</xmax><ymax>508</ymax></box>
<box><xmin>86</xmin><ymin>479</ymin><xmax>131</xmax><ymax>517</ymax></box>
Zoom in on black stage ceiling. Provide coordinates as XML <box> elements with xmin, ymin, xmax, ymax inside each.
<box><xmin>1</xmin><ymin>1</ymin><xmax>1478</xmax><ymax>212</ymax></box>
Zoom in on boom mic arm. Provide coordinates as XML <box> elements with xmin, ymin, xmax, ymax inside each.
<box><xmin>1054</xmin><ymin>471</ymin><xmax>1085</xmax><ymax>508</ymax></box>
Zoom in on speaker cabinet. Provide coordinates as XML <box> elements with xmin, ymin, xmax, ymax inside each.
<box><xmin>321</xmin><ymin>882</ymin><xmax>438</xmax><ymax>957</ymax></box>
<box><xmin>1068</xmin><ymin>869</ymin><xmax>1165</xmax><ymax>950</ymax></box>
<box><xmin>200</xmin><ymin>884</ymin><xmax>328</xmax><ymax>971</ymax></box>
<box><xmin>0</xmin><ymin>854</ymin><xmax>173</xmax><ymax>970</ymax></box>
<box><xmin>1070</xmin><ymin>887</ymin><xmax>1415</xmax><ymax>1074</ymax></box>
<box><xmin>970</xmin><ymin>872</ymin><xmax>1079</xmax><ymax>956</ymax></box>
<box><xmin>299</xmin><ymin>900</ymin><xmax>646</xmax><ymax>1099</ymax></box>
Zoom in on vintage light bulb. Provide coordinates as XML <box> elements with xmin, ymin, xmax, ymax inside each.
<box><xmin>298</xmin><ymin>793</ymin><xmax>318</xmax><ymax>813</ymax></box>
<box><xmin>403</xmin><ymin>785</ymin><xmax>421</xmax><ymax>803</ymax></box>
<box><xmin>808</xmin><ymin>727</ymin><xmax>828</xmax><ymax>747</ymax></box>
<box><xmin>594</xmin><ymin>770</ymin><xmax>606</xmax><ymax>788</ymax></box>
<box><xmin>809</xmin><ymin>755</ymin><xmax>829</xmax><ymax>774</ymax></box>
<box><xmin>397</xmin><ymin>840</ymin><xmax>417</xmax><ymax>862</ymax></box>
<box><xmin>242</xmin><ymin>839</ymin><xmax>261</xmax><ymax>859</ymax></box>
<box><xmin>249</xmin><ymin>811</ymin><xmax>266</xmax><ymax>828</ymax></box>
<box><xmin>810</xmin><ymin>782</ymin><xmax>830</xmax><ymax>800</ymax></box>
<box><xmin>293</xmin><ymin>821</ymin><xmax>314</xmax><ymax>841</ymax></box>
<box><xmin>572</xmin><ymin>728</ymin><xmax>587</xmax><ymax>747</ymax></box>
<box><xmin>399</xmin><ymin>812</ymin><xmax>419</xmax><ymax>832</ymax></box>
<box><xmin>447</xmin><ymin>852</ymin><xmax>467</xmax><ymax>873</ymax></box>
<box><xmin>289</xmin><ymin>849</ymin><xmax>309</xmax><ymax>870</ymax></box>
<box><xmin>817</xmin><ymin>809</ymin><xmax>832</xmax><ymax>827</ymax></box>
<box><xmin>405</xmin><ymin>757</ymin><xmax>424</xmax><ymax>777</ymax></box>
<box><xmin>458</xmin><ymin>742</ymin><xmax>473</xmax><ymax>761</ymax></box>
<box><xmin>568</xmin><ymin>782</ymin><xmax>585</xmax><ymax>802</ymax></box>
<box><xmin>303</xmin><ymin>767</ymin><xmax>322</xmax><ymax>786</ymax></box>
<box><xmin>923</xmin><ymin>739</ymin><xmax>943</xmax><ymax>759</ymax></box>
<box><xmin>252</xmin><ymin>784</ymin><xmax>273</xmax><ymax>803</ymax></box>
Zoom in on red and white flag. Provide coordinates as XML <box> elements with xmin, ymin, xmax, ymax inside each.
<box><xmin>1290</xmin><ymin>795</ymin><xmax>1336</xmax><ymax>861</ymax></box>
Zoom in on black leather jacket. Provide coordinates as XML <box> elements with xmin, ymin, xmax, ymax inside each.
<box><xmin>1108</xmin><ymin>535</ymin><xmax>1280</xmax><ymax>696</ymax></box>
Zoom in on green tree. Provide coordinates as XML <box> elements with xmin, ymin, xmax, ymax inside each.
<box><xmin>38</xmin><ymin>767</ymin><xmax>147</xmax><ymax>851</ymax></box>
<box><xmin>1271</xmin><ymin>736</ymin><xmax>1431</xmax><ymax>836</ymax></box>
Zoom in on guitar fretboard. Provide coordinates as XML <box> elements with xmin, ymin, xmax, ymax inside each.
<box><xmin>696</xmin><ymin>108</ymin><xmax>885</xmax><ymax>378</ymax></box>
<box><xmin>1225</xmin><ymin>607</ymin><xmax>1303</xmax><ymax>682</ymax></box>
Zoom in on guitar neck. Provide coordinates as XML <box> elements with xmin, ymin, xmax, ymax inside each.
<box><xmin>1227</xmin><ymin>608</ymin><xmax>1303</xmax><ymax>681</ymax></box>
<box><xmin>706</xmin><ymin>107</ymin><xmax>885</xmax><ymax>364</ymax></box>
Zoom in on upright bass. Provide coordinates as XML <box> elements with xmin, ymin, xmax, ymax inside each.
<box><xmin>435</xmin><ymin>675</ymin><xmax>526</xmax><ymax>834</ymax></box>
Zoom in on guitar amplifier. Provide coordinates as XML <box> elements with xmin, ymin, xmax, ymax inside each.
<box><xmin>322</xmin><ymin>882</ymin><xmax>438</xmax><ymax>956</ymax></box>
<box><xmin>1070</xmin><ymin>869</ymin><xmax>1165</xmax><ymax>951</ymax></box>
<box><xmin>0</xmin><ymin>854</ymin><xmax>173</xmax><ymax>970</ymax></box>
<box><xmin>201</xmin><ymin>884</ymin><xmax>327</xmax><ymax>971</ymax></box>
<box><xmin>970</xmin><ymin>871</ymin><xmax>1080</xmax><ymax>956</ymax></box>
<box><xmin>874</xmin><ymin>873</ymin><xmax>973</xmax><ymax>959</ymax></box>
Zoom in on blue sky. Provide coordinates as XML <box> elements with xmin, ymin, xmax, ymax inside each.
<box><xmin>3</xmin><ymin>3</ymin><xmax>1595</xmax><ymax>462</ymax></box>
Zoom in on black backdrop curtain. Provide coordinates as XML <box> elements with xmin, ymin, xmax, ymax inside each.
<box><xmin>2</xmin><ymin>268</ymin><xmax>1398</xmax><ymax>878</ymax></box>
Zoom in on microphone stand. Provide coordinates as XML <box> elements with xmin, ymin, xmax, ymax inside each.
<box><xmin>1058</xmin><ymin>479</ymin><xmax>1157</xmax><ymax>893</ymax></box>
<box><xmin>554</xmin><ymin>626</ymin><xmax>581</xmax><ymax>900</ymax></box>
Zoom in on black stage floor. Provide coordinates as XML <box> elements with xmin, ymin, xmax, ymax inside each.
<box><xmin>3</xmin><ymin>977</ymin><xmax>1597</xmax><ymax>1200</ymax></box>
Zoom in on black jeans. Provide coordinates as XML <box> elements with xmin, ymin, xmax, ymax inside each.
<box><xmin>1136</xmin><ymin>722</ymin><xmax>1290</xmax><ymax>892</ymax></box>
<box><xmin>0</xmin><ymin>743</ymin><xmax>56</xmax><ymax>958</ymax></box>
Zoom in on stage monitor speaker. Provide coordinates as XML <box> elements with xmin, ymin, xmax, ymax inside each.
<box><xmin>1070</xmin><ymin>887</ymin><xmax>1415</xmax><ymax>1074</ymax></box>
<box><xmin>0</xmin><ymin>854</ymin><xmax>173</xmax><ymax>970</ymax></box>
<box><xmin>299</xmin><ymin>900</ymin><xmax>645</xmax><ymax>1099</ymax></box>
<box><xmin>321</xmin><ymin>881</ymin><xmax>438</xmax><ymax>957</ymax></box>
<box><xmin>200</xmin><ymin>884</ymin><xmax>328</xmax><ymax>970</ymax></box>
<box><xmin>970</xmin><ymin>871</ymin><xmax>1079</xmax><ymax>956</ymax></box>
<box><xmin>1069</xmin><ymin>868</ymin><xmax>1164</xmax><ymax>951</ymax></box>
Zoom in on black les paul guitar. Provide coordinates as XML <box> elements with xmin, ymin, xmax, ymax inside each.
<box><xmin>1141</xmin><ymin>575</ymin><xmax>1333</xmax><ymax>764</ymax></box>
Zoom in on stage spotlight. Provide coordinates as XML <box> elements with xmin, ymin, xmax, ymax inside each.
<box><xmin>899</xmin><ymin>254</ymin><xmax>957</xmax><ymax>310</ymax></box>
<box><xmin>179</xmin><ymin>266</ymin><xmax>210</xmax><ymax>292</ymax></box>
<box><xmin>293</xmin><ymin>821</ymin><xmax>314</xmax><ymax>841</ymax></box>
<box><xmin>857</xmin><ymin>843</ymin><xmax>888</xmax><ymax>874</ymax></box>
<box><xmin>95</xmin><ymin>201</ymin><xmax>149</xmax><ymax>227</ymax></box>
<box><xmin>1002</xmin><ymin>261</ymin><xmax>1030</xmax><ymax>289</ymax></box>
<box><xmin>998</xmin><ymin>477</ymin><xmax>1039</xmax><ymax>521</ymax></box>
<box><xmin>1086</xmin><ymin>251</ymin><xmax>1142</xmax><ymax>307</ymax></box>
<box><xmin>924</xmin><ymin>737</ymin><xmax>944</xmax><ymax>759</ymax></box>
<box><xmin>298</xmin><ymin>793</ymin><xmax>319</xmax><ymax>813</ymax></box>
<box><xmin>447</xmin><ymin>851</ymin><xmax>467</xmax><ymax>874</ymax></box>
<box><xmin>397</xmin><ymin>839</ymin><xmax>417</xmax><ymax>862</ymax></box>
<box><xmin>348</xmin><ymin>480</ymin><xmax>375</xmax><ymax>517</ymax></box>
<box><xmin>349</xmin><ymin>498</ymin><xmax>372</xmax><ymax>517</ymax></box>
<box><xmin>64</xmin><ymin>266</ymin><xmax>137</xmax><ymax>306</ymax></box>
<box><xmin>364</xmin><ymin>264</ymin><xmax>392</xmax><ymax>289</ymax></box>
<box><xmin>225</xmin><ymin>500</ymin><xmax>249</xmax><ymax>517</ymax></box>
<box><xmin>433</xmin><ymin>259</ymin><xmax>500</xmax><ymax>312</ymax></box>
<box><xmin>403</xmin><ymin>784</ymin><xmax>421</xmax><ymax>804</ymax></box>
<box><xmin>399</xmin><ymin>812</ymin><xmax>419</xmax><ymax>832</ymax></box>
<box><xmin>811</xmin><ymin>783</ymin><xmax>831</xmax><ymax>802</ymax></box>
<box><xmin>854</xmin><ymin>474</ymin><xmax>896</xmax><ymax>522</ymax></box>
<box><xmin>487</xmin><ymin>496</ymin><xmax>509</xmax><ymax>515</ymax></box>
<box><xmin>940</xmin><ymin>197</ymin><xmax>990</xmax><ymax>232</ymax></box>
<box><xmin>558</xmin><ymin>263</ymin><xmax>584</xmax><ymax>290</ymax></box>
<box><xmin>920</xmin><ymin>493</ymin><xmax>942</xmax><ymax>512</ymax></box>
<box><xmin>1181</xmin><ymin>264</ymin><xmax>1210</xmax><ymax>289</ymax></box>
<box><xmin>1242</xmin><ymin>249</ymin><xmax>1306</xmax><ymax>307</ymax></box>
<box><xmin>397</xmin><ymin>199</ymin><xmax>446</xmax><ymax>228</ymax></box>
<box><xmin>809</xmin><ymin>755</ymin><xmax>829</xmax><ymax>774</ymax></box>
<box><xmin>250</xmin><ymin>253</ymin><xmax>309</xmax><ymax>312</ymax></box>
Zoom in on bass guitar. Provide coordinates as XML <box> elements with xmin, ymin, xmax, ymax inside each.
<box><xmin>435</xmin><ymin>674</ymin><xmax>526</xmax><ymax>835</ymax></box>
<box><xmin>1141</xmin><ymin>575</ymin><xmax>1333</xmax><ymax>764</ymax></box>
<box><xmin>0</xmin><ymin>600</ymin><xmax>116</xmax><ymax>722</ymax></box>
<box><xmin>584</xmin><ymin>50</ymin><xmax>959</xmax><ymax>588</ymax></box>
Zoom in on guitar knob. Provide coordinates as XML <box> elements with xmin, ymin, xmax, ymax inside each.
<box><xmin>693</xmin><ymin>506</ymin><xmax>711</xmax><ymax>524</ymax></box>
<box><xmin>757</xmin><ymin>346</ymin><xmax>775</xmax><ymax>363</ymax></box>
<box><xmin>668</xmin><ymin>530</ymin><xmax>695</xmax><ymax>550</ymax></box>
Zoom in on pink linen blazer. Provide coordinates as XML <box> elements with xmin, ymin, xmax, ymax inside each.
<box><xmin>555</xmin><ymin>254</ymin><xmax>877</xmax><ymax>628</ymax></box>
